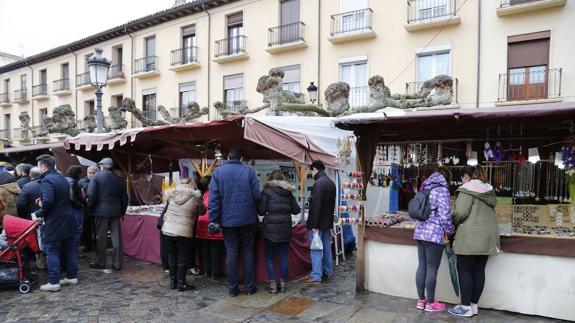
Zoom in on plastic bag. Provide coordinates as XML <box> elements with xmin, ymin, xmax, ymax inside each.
<box><xmin>310</xmin><ymin>231</ymin><xmax>323</xmax><ymax>250</ymax></box>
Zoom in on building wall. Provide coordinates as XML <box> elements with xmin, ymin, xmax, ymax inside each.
<box><xmin>1</xmin><ymin>0</ymin><xmax>573</xmax><ymax>140</ymax></box>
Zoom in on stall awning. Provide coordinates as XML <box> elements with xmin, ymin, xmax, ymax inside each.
<box><xmin>243</xmin><ymin>116</ymin><xmax>353</xmax><ymax>169</ymax></box>
<box><xmin>1</xmin><ymin>142</ymin><xmax>64</xmax><ymax>154</ymax></box>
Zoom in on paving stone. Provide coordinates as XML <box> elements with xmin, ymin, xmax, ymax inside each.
<box><xmin>199</xmin><ymin>301</ymin><xmax>263</xmax><ymax>322</ymax></box>
<box><xmin>266</xmin><ymin>296</ymin><xmax>316</xmax><ymax>317</ymax></box>
<box><xmin>297</xmin><ymin>301</ymin><xmax>343</xmax><ymax>320</ymax></box>
<box><xmin>348</xmin><ymin>307</ymin><xmax>396</xmax><ymax>323</ymax></box>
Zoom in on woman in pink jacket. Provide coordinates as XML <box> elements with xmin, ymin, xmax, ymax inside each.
<box><xmin>195</xmin><ymin>176</ymin><xmax>224</xmax><ymax>280</ymax></box>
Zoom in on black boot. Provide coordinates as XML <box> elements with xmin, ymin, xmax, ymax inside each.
<box><xmin>169</xmin><ymin>265</ymin><xmax>177</xmax><ymax>290</ymax></box>
<box><xmin>177</xmin><ymin>280</ymin><xmax>195</xmax><ymax>292</ymax></box>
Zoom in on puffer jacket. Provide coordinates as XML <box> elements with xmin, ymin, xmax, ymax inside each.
<box><xmin>413</xmin><ymin>172</ymin><xmax>454</xmax><ymax>246</ymax></box>
<box><xmin>453</xmin><ymin>179</ymin><xmax>500</xmax><ymax>255</ymax></box>
<box><xmin>259</xmin><ymin>180</ymin><xmax>301</xmax><ymax>243</ymax></box>
<box><xmin>162</xmin><ymin>184</ymin><xmax>206</xmax><ymax>238</ymax></box>
<box><xmin>0</xmin><ymin>182</ymin><xmax>21</xmax><ymax>228</ymax></box>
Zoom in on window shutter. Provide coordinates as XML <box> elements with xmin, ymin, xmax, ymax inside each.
<box><xmin>179</xmin><ymin>82</ymin><xmax>196</xmax><ymax>92</ymax></box>
<box><xmin>227</xmin><ymin>13</ymin><xmax>243</xmax><ymax>26</ymax></box>
<box><xmin>182</xmin><ymin>25</ymin><xmax>196</xmax><ymax>36</ymax></box>
<box><xmin>142</xmin><ymin>88</ymin><xmax>156</xmax><ymax>96</ymax></box>
<box><xmin>508</xmin><ymin>38</ymin><xmax>550</xmax><ymax>69</ymax></box>
<box><xmin>224</xmin><ymin>74</ymin><xmax>244</xmax><ymax>89</ymax></box>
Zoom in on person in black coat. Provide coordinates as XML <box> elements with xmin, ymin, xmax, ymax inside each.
<box><xmin>87</xmin><ymin>158</ymin><xmax>128</xmax><ymax>271</ymax></box>
<box><xmin>258</xmin><ymin>170</ymin><xmax>301</xmax><ymax>294</ymax></box>
<box><xmin>16</xmin><ymin>163</ymin><xmax>33</xmax><ymax>189</ymax></box>
<box><xmin>35</xmin><ymin>155</ymin><xmax>78</xmax><ymax>292</ymax></box>
<box><xmin>66</xmin><ymin>165</ymin><xmax>86</xmax><ymax>255</ymax></box>
<box><xmin>305</xmin><ymin>160</ymin><xmax>336</xmax><ymax>284</ymax></box>
<box><xmin>16</xmin><ymin>167</ymin><xmax>42</xmax><ymax>220</ymax></box>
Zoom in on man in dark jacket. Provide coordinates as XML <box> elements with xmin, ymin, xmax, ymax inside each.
<box><xmin>16</xmin><ymin>164</ymin><xmax>33</xmax><ymax>189</ymax></box>
<box><xmin>35</xmin><ymin>155</ymin><xmax>78</xmax><ymax>292</ymax></box>
<box><xmin>87</xmin><ymin>158</ymin><xmax>128</xmax><ymax>271</ymax></box>
<box><xmin>305</xmin><ymin>160</ymin><xmax>336</xmax><ymax>284</ymax></box>
<box><xmin>209</xmin><ymin>147</ymin><xmax>261</xmax><ymax>297</ymax></box>
<box><xmin>16</xmin><ymin>167</ymin><xmax>42</xmax><ymax>220</ymax></box>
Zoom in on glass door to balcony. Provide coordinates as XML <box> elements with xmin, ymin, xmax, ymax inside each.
<box><xmin>508</xmin><ymin>65</ymin><xmax>547</xmax><ymax>100</ymax></box>
<box><xmin>182</xmin><ymin>35</ymin><xmax>196</xmax><ymax>64</ymax></box>
<box><xmin>227</xmin><ymin>13</ymin><xmax>243</xmax><ymax>55</ymax></box>
<box><xmin>340</xmin><ymin>61</ymin><xmax>368</xmax><ymax>108</ymax></box>
<box><xmin>416</xmin><ymin>0</ymin><xmax>449</xmax><ymax>20</ymax></box>
<box><xmin>280</xmin><ymin>0</ymin><xmax>299</xmax><ymax>44</ymax></box>
<box><xmin>145</xmin><ymin>37</ymin><xmax>156</xmax><ymax>71</ymax></box>
<box><xmin>340</xmin><ymin>0</ymin><xmax>368</xmax><ymax>33</ymax></box>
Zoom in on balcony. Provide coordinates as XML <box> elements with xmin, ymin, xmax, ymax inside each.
<box><xmin>497</xmin><ymin>0</ymin><xmax>566</xmax><ymax>16</ymax></box>
<box><xmin>32</xmin><ymin>84</ymin><xmax>49</xmax><ymax>100</ymax></box>
<box><xmin>349</xmin><ymin>86</ymin><xmax>369</xmax><ymax>108</ymax></box>
<box><xmin>328</xmin><ymin>9</ymin><xmax>375</xmax><ymax>44</ymax></box>
<box><xmin>14</xmin><ymin>89</ymin><xmax>29</xmax><ymax>104</ymax></box>
<box><xmin>133</xmin><ymin>56</ymin><xmax>160</xmax><ymax>79</ymax></box>
<box><xmin>76</xmin><ymin>72</ymin><xmax>93</xmax><ymax>91</ymax></box>
<box><xmin>266</xmin><ymin>22</ymin><xmax>307</xmax><ymax>54</ymax></box>
<box><xmin>0</xmin><ymin>129</ymin><xmax>11</xmax><ymax>140</ymax></box>
<box><xmin>213</xmin><ymin>36</ymin><xmax>248</xmax><ymax>63</ymax></box>
<box><xmin>53</xmin><ymin>78</ymin><xmax>72</xmax><ymax>96</ymax></box>
<box><xmin>406</xmin><ymin>77</ymin><xmax>459</xmax><ymax>105</ymax></box>
<box><xmin>0</xmin><ymin>93</ymin><xmax>10</xmax><ymax>107</ymax></box>
<box><xmin>497</xmin><ymin>68</ymin><xmax>562</xmax><ymax>105</ymax></box>
<box><xmin>170</xmin><ymin>46</ymin><xmax>200</xmax><ymax>72</ymax></box>
<box><xmin>405</xmin><ymin>0</ymin><xmax>460</xmax><ymax>32</ymax></box>
<box><xmin>108</xmin><ymin>64</ymin><xmax>126</xmax><ymax>85</ymax></box>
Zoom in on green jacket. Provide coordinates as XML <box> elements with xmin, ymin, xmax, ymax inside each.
<box><xmin>453</xmin><ymin>180</ymin><xmax>501</xmax><ymax>256</ymax></box>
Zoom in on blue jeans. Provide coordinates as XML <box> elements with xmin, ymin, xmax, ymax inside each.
<box><xmin>264</xmin><ymin>239</ymin><xmax>289</xmax><ymax>281</ymax></box>
<box><xmin>72</xmin><ymin>209</ymin><xmax>84</xmax><ymax>252</ymax></box>
<box><xmin>308</xmin><ymin>229</ymin><xmax>333</xmax><ymax>282</ymax></box>
<box><xmin>222</xmin><ymin>224</ymin><xmax>256</xmax><ymax>294</ymax></box>
<box><xmin>44</xmin><ymin>237</ymin><xmax>77</xmax><ymax>284</ymax></box>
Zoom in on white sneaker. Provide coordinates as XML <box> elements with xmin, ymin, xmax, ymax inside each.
<box><xmin>40</xmin><ymin>283</ymin><xmax>61</xmax><ymax>292</ymax></box>
<box><xmin>60</xmin><ymin>278</ymin><xmax>78</xmax><ymax>286</ymax></box>
<box><xmin>471</xmin><ymin>303</ymin><xmax>479</xmax><ymax>315</ymax></box>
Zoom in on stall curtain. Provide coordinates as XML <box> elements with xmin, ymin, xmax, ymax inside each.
<box><xmin>355</xmin><ymin>130</ymin><xmax>377</xmax><ymax>199</ymax></box>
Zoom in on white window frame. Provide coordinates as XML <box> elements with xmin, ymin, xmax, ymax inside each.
<box><xmin>278</xmin><ymin>65</ymin><xmax>301</xmax><ymax>93</ymax></box>
<box><xmin>339</xmin><ymin>57</ymin><xmax>369</xmax><ymax>108</ymax></box>
<box><xmin>415</xmin><ymin>0</ymin><xmax>450</xmax><ymax>21</ymax></box>
<box><xmin>223</xmin><ymin>73</ymin><xmax>245</xmax><ymax>111</ymax></box>
<box><xmin>415</xmin><ymin>44</ymin><xmax>452</xmax><ymax>83</ymax></box>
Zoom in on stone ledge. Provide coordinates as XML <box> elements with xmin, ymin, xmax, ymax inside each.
<box><xmin>497</xmin><ymin>0</ymin><xmax>566</xmax><ymax>17</ymax></box>
<box><xmin>404</xmin><ymin>15</ymin><xmax>461</xmax><ymax>32</ymax></box>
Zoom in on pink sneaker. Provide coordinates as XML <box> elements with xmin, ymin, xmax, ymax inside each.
<box><xmin>416</xmin><ymin>299</ymin><xmax>427</xmax><ymax>310</ymax></box>
<box><xmin>425</xmin><ymin>301</ymin><xmax>447</xmax><ymax>312</ymax></box>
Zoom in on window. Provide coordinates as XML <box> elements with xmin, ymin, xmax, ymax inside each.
<box><xmin>4</xmin><ymin>114</ymin><xmax>11</xmax><ymax>137</ymax></box>
<box><xmin>20</xmin><ymin>74</ymin><xmax>27</xmax><ymax>90</ymax></box>
<box><xmin>181</xmin><ymin>25</ymin><xmax>197</xmax><ymax>64</ymax></box>
<box><xmin>113</xmin><ymin>46</ymin><xmax>123</xmax><ymax>66</ymax></box>
<box><xmin>3</xmin><ymin>79</ymin><xmax>9</xmax><ymax>93</ymax></box>
<box><xmin>61</xmin><ymin>63</ymin><xmax>69</xmax><ymax>79</ymax></box>
<box><xmin>84</xmin><ymin>100</ymin><xmax>95</xmax><ymax>116</ymax></box>
<box><xmin>84</xmin><ymin>54</ymin><xmax>92</xmax><ymax>72</ymax></box>
<box><xmin>145</xmin><ymin>36</ymin><xmax>156</xmax><ymax>71</ymax></box>
<box><xmin>340</xmin><ymin>60</ymin><xmax>368</xmax><ymax>108</ymax></box>
<box><xmin>112</xmin><ymin>95</ymin><xmax>124</xmax><ymax>109</ymax></box>
<box><xmin>279</xmin><ymin>65</ymin><xmax>301</xmax><ymax>92</ymax></box>
<box><xmin>340</xmin><ymin>0</ymin><xmax>368</xmax><ymax>33</ymax></box>
<box><xmin>142</xmin><ymin>89</ymin><xmax>157</xmax><ymax>121</ymax></box>
<box><xmin>280</xmin><ymin>0</ymin><xmax>300</xmax><ymax>44</ymax></box>
<box><xmin>507</xmin><ymin>32</ymin><xmax>550</xmax><ymax>100</ymax></box>
<box><xmin>227</xmin><ymin>13</ymin><xmax>244</xmax><ymax>54</ymax></box>
<box><xmin>179</xmin><ymin>82</ymin><xmax>197</xmax><ymax>117</ymax></box>
<box><xmin>416</xmin><ymin>0</ymin><xmax>449</xmax><ymax>20</ymax></box>
<box><xmin>416</xmin><ymin>51</ymin><xmax>450</xmax><ymax>83</ymax></box>
<box><xmin>39</xmin><ymin>70</ymin><xmax>47</xmax><ymax>85</ymax></box>
<box><xmin>223</xmin><ymin>74</ymin><xmax>244</xmax><ymax>111</ymax></box>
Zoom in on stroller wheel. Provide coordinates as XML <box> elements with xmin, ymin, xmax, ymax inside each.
<box><xmin>19</xmin><ymin>283</ymin><xmax>31</xmax><ymax>294</ymax></box>
<box><xmin>28</xmin><ymin>274</ymin><xmax>38</xmax><ymax>286</ymax></box>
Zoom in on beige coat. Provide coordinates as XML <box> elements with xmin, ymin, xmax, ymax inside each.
<box><xmin>161</xmin><ymin>185</ymin><xmax>205</xmax><ymax>238</ymax></box>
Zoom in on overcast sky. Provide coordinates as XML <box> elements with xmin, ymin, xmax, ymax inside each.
<box><xmin>0</xmin><ymin>0</ymin><xmax>174</xmax><ymax>57</ymax></box>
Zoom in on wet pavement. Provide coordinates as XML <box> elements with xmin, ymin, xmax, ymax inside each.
<box><xmin>0</xmin><ymin>253</ymin><xmax>564</xmax><ymax>322</ymax></box>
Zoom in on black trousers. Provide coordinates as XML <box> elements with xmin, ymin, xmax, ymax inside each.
<box><xmin>160</xmin><ymin>232</ymin><xmax>169</xmax><ymax>270</ymax></box>
<box><xmin>201</xmin><ymin>239</ymin><xmax>223</xmax><ymax>276</ymax></box>
<box><xmin>166</xmin><ymin>235</ymin><xmax>192</xmax><ymax>283</ymax></box>
<box><xmin>81</xmin><ymin>211</ymin><xmax>95</xmax><ymax>251</ymax></box>
<box><xmin>457</xmin><ymin>255</ymin><xmax>489</xmax><ymax>306</ymax></box>
<box><xmin>415</xmin><ymin>240</ymin><xmax>444</xmax><ymax>303</ymax></box>
<box><xmin>94</xmin><ymin>217</ymin><xmax>122</xmax><ymax>269</ymax></box>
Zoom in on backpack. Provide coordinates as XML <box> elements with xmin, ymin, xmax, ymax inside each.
<box><xmin>408</xmin><ymin>185</ymin><xmax>443</xmax><ymax>221</ymax></box>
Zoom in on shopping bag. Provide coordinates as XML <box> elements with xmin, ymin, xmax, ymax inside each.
<box><xmin>310</xmin><ymin>231</ymin><xmax>323</xmax><ymax>250</ymax></box>
<box><xmin>444</xmin><ymin>233</ymin><xmax>460</xmax><ymax>297</ymax></box>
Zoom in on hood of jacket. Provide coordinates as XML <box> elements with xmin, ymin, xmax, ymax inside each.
<box><xmin>164</xmin><ymin>184</ymin><xmax>201</xmax><ymax>205</ymax></box>
<box><xmin>264</xmin><ymin>180</ymin><xmax>296</xmax><ymax>192</ymax></box>
<box><xmin>457</xmin><ymin>180</ymin><xmax>497</xmax><ymax>207</ymax></box>
<box><xmin>422</xmin><ymin>172</ymin><xmax>449</xmax><ymax>189</ymax></box>
<box><xmin>0</xmin><ymin>181</ymin><xmax>21</xmax><ymax>195</ymax></box>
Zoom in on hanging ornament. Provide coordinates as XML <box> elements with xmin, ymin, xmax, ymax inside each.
<box><xmin>484</xmin><ymin>142</ymin><xmax>495</xmax><ymax>161</ymax></box>
<box><xmin>494</xmin><ymin>141</ymin><xmax>505</xmax><ymax>164</ymax></box>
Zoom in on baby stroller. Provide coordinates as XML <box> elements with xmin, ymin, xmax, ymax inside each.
<box><xmin>0</xmin><ymin>215</ymin><xmax>41</xmax><ymax>293</ymax></box>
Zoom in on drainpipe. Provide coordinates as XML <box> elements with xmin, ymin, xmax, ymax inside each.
<box><xmin>317</xmin><ymin>0</ymin><xmax>321</xmax><ymax>106</ymax></box>
<box><xmin>476</xmin><ymin>0</ymin><xmax>481</xmax><ymax>108</ymax></box>
<box><xmin>202</xmin><ymin>1</ymin><xmax>212</xmax><ymax>120</ymax></box>
<box><xmin>69</xmin><ymin>49</ymin><xmax>78</xmax><ymax>118</ymax></box>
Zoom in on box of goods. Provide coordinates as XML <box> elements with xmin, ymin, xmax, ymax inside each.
<box><xmin>548</xmin><ymin>204</ymin><xmax>575</xmax><ymax>239</ymax></box>
<box><xmin>495</xmin><ymin>197</ymin><xmax>513</xmax><ymax>236</ymax></box>
<box><xmin>512</xmin><ymin>205</ymin><xmax>553</xmax><ymax>237</ymax></box>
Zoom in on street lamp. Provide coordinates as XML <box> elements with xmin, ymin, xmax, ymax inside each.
<box><xmin>87</xmin><ymin>48</ymin><xmax>111</xmax><ymax>133</ymax></box>
<box><xmin>307</xmin><ymin>82</ymin><xmax>318</xmax><ymax>105</ymax></box>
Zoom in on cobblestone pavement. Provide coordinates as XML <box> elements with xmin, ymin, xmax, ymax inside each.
<box><xmin>0</xmin><ymin>253</ymin><xmax>564</xmax><ymax>322</ymax></box>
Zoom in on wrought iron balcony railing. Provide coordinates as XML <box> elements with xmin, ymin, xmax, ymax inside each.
<box><xmin>405</xmin><ymin>77</ymin><xmax>459</xmax><ymax>104</ymax></box>
<box><xmin>0</xmin><ymin>129</ymin><xmax>11</xmax><ymax>140</ymax></box>
<box><xmin>225</xmin><ymin>100</ymin><xmax>247</xmax><ymax>113</ymax></box>
<box><xmin>0</xmin><ymin>92</ymin><xmax>9</xmax><ymax>104</ymax></box>
<box><xmin>14</xmin><ymin>89</ymin><xmax>28</xmax><ymax>102</ymax></box>
<box><xmin>134</xmin><ymin>56</ymin><xmax>159</xmax><ymax>74</ymax></box>
<box><xmin>215</xmin><ymin>36</ymin><xmax>247</xmax><ymax>57</ymax></box>
<box><xmin>109</xmin><ymin>64</ymin><xmax>125</xmax><ymax>79</ymax></box>
<box><xmin>330</xmin><ymin>8</ymin><xmax>373</xmax><ymax>36</ymax></box>
<box><xmin>171</xmin><ymin>46</ymin><xmax>199</xmax><ymax>66</ymax></box>
<box><xmin>498</xmin><ymin>67</ymin><xmax>562</xmax><ymax>102</ymax></box>
<box><xmin>407</xmin><ymin>0</ymin><xmax>456</xmax><ymax>24</ymax></box>
<box><xmin>53</xmin><ymin>78</ymin><xmax>70</xmax><ymax>92</ymax></box>
<box><xmin>32</xmin><ymin>84</ymin><xmax>48</xmax><ymax>97</ymax></box>
<box><xmin>268</xmin><ymin>22</ymin><xmax>305</xmax><ymax>47</ymax></box>
<box><xmin>76</xmin><ymin>72</ymin><xmax>91</xmax><ymax>87</ymax></box>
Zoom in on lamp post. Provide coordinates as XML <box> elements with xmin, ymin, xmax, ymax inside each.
<box><xmin>87</xmin><ymin>48</ymin><xmax>111</xmax><ymax>133</ymax></box>
<box><xmin>307</xmin><ymin>81</ymin><xmax>318</xmax><ymax>105</ymax></box>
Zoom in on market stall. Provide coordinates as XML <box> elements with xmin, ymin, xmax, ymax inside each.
<box><xmin>65</xmin><ymin>116</ymin><xmax>354</xmax><ymax>282</ymax></box>
<box><xmin>335</xmin><ymin>102</ymin><xmax>575</xmax><ymax>321</ymax></box>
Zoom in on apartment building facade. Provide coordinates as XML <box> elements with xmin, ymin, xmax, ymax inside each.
<box><xmin>0</xmin><ymin>0</ymin><xmax>572</xmax><ymax>145</ymax></box>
